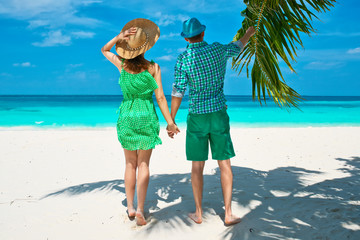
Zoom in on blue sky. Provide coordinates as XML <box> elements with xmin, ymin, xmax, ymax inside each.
<box><xmin>0</xmin><ymin>0</ymin><xmax>359</xmax><ymax>96</ymax></box>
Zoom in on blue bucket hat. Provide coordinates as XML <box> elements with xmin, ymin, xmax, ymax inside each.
<box><xmin>181</xmin><ymin>17</ymin><xmax>206</xmax><ymax>38</ymax></box>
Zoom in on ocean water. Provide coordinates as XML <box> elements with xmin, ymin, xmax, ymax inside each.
<box><xmin>1</xmin><ymin>95</ymin><xmax>360</xmax><ymax>128</ymax></box>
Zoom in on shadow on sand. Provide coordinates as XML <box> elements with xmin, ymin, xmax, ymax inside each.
<box><xmin>43</xmin><ymin>157</ymin><xmax>360</xmax><ymax>239</ymax></box>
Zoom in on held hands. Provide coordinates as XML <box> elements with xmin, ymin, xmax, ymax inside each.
<box><xmin>118</xmin><ymin>27</ymin><xmax>137</xmax><ymax>40</ymax></box>
<box><xmin>166</xmin><ymin>123</ymin><xmax>180</xmax><ymax>139</ymax></box>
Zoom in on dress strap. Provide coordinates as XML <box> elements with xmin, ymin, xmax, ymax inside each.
<box><xmin>150</xmin><ymin>60</ymin><xmax>155</xmax><ymax>65</ymax></box>
<box><xmin>120</xmin><ymin>58</ymin><xmax>125</xmax><ymax>66</ymax></box>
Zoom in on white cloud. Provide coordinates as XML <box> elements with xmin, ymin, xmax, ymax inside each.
<box><xmin>1</xmin><ymin>0</ymin><xmax>101</xmax><ymax>47</ymax></box>
<box><xmin>64</xmin><ymin>63</ymin><xmax>84</xmax><ymax>73</ymax></box>
<box><xmin>57</xmin><ymin>70</ymin><xmax>96</xmax><ymax>83</ymax></box>
<box><xmin>156</xmin><ymin>55</ymin><xmax>175</xmax><ymax>61</ymax></box>
<box><xmin>71</xmin><ymin>31</ymin><xmax>95</xmax><ymax>39</ymax></box>
<box><xmin>26</xmin><ymin>14</ymin><xmax>100</xmax><ymax>30</ymax></box>
<box><xmin>317</xmin><ymin>32</ymin><xmax>360</xmax><ymax>37</ymax></box>
<box><xmin>106</xmin><ymin>0</ymin><xmax>245</xmax><ymax>14</ymax></box>
<box><xmin>31</xmin><ymin>30</ymin><xmax>95</xmax><ymax>47</ymax></box>
<box><xmin>304</xmin><ymin>61</ymin><xmax>345</xmax><ymax>70</ymax></box>
<box><xmin>72</xmin><ymin>71</ymin><xmax>87</xmax><ymax>80</ymax></box>
<box><xmin>1</xmin><ymin>0</ymin><xmax>245</xmax><ymax>48</ymax></box>
<box><xmin>347</xmin><ymin>47</ymin><xmax>360</xmax><ymax>54</ymax></box>
<box><xmin>177</xmin><ymin>47</ymin><xmax>187</xmax><ymax>53</ymax></box>
<box><xmin>297</xmin><ymin>49</ymin><xmax>360</xmax><ymax>61</ymax></box>
<box><xmin>180</xmin><ymin>0</ymin><xmax>245</xmax><ymax>13</ymax></box>
<box><xmin>13</xmin><ymin>62</ymin><xmax>35</xmax><ymax>67</ymax></box>
<box><xmin>33</xmin><ymin>30</ymin><xmax>71</xmax><ymax>47</ymax></box>
<box><xmin>58</xmin><ymin>13</ymin><xmax>101</xmax><ymax>28</ymax></box>
<box><xmin>156</xmin><ymin>47</ymin><xmax>186</xmax><ymax>58</ymax></box>
<box><xmin>67</xmin><ymin>63</ymin><xmax>83</xmax><ymax>68</ymax></box>
<box><xmin>0</xmin><ymin>0</ymin><xmax>98</xmax><ymax>20</ymax></box>
<box><xmin>0</xmin><ymin>0</ymin><xmax>71</xmax><ymax>18</ymax></box>
<box><xmin>27</xmin><ymin>20</ymin><xmax>50</xmax><ymax>29</ymax></box>
<box><xmin>154</xmin><ymin>12</ymin><xmax>189</xmax><ymax>27</ymax></box>
<box><xmin>161</xmin><ymin>32</ymin><xmax>180</xmax><ymax>40</ymax></box>
<box><xmin>82</xmin><ymin>1</ymin><xmax>103</xmax><ymax>6</ymax></box>
<box><xmin>0</xmin><ymin>72</ymin><xmax>13</xmax><ymax>77</ymax></box>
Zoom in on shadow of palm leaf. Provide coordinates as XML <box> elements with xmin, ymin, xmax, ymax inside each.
<box><xmin>222</xmin><ymin>157</ymin><xmax>360</xmax><ymax>240</ymax></box>
<box><xmin>41</xmin><ymin>179</ymin><xmax>125</xmax><ymax>199</ymax></box>
<box><xmin>42</xmin><ymin>157</ymin><xmax>360</xmax><ymax>239</ymax></box>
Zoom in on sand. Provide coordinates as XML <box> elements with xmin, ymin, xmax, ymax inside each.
<box><xmin>0</xmin><ymin>127</ymin><xmax>360</xmax><ymax>240</ymax></box>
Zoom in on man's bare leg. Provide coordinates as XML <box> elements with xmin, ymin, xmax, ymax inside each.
<box><xmin>218</xmin><ymin>159</ymin><xmax>241</xmax><ymax>226</ymax></box>
<box><xmin>189</xmin><ymin>161</ymin><xmax>206</xmax><ymax>224</ymax></box>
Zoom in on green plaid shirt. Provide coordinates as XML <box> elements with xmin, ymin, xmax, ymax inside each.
<box><xmin>172</xmin><ymin>41</ymin><xmax>243</xmax><ymax>114</ymax></box>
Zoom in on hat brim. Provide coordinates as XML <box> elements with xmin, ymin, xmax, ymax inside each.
<box><xmin>181</xmin><ymin>25</ymin><xmax>206</xmax><ymax>38</ymax></box>
<box><xmin>116</xmin><ymin>18</ymin><xmax>160</xmax><ymax>59</ymax></box>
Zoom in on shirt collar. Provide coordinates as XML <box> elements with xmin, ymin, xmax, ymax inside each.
<box><xmin>187</xmin><ymin>41</ymin><xmax>208</xmax><ymax>49</ymax></box>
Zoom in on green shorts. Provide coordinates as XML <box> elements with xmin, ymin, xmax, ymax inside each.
<box><xmin>186</xmin><ymin>107</ymin><xmax>235</xmax><ymax>161</ymax></box>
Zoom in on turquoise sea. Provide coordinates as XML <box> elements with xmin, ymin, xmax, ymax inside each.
<box><xmin>1</xmin><ymin>95</ymin><xmax>360</xmax><ymax>128</ymax></box>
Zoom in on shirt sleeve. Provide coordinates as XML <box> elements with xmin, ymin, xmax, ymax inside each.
<box><xmin>223</xmin><ymin>41</ymin><xmax>243</xmax><ymax>58</ymax></box>
<box><xmin>172</xmin><ymin>55</ymin><xmax>188</xmax><ymax>98</ymax></box>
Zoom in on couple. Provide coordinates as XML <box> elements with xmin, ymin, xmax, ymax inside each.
<box><xmin>101</xmin><ymin>18</ymin><xmax>255</xmax><ymax>226</ymax></box>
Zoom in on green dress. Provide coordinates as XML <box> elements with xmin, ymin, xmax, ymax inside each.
<box><xmin>116</xmin><ymin>65</ymin><xmax>162</xmax><ymax>151</ymax></box>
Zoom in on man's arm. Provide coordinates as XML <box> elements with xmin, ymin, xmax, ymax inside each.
<box><xmin>234</xmin><ymin>26</ymin><xmax>255</xmax><ymax>48</ymax></box>
<box><xmin>168</xmin><ymin>56</ymin><xmax>188</xmax><ymax>138</ymax></box>
<box><xmin>171</xmin><ymin>96</ymin><xmax>182</xmax><ymax>120</ymax></box>
<box><xmin>171</xmin><ymin>55</ymin><xmax>188</xmax><ymax>119</ymax></box>
<box><xmin>167</xmin><ymin>96</ymin><xmax>183</xmax><ymax>138</ymax></box>
<box><xmin>225</xmin><ymin>26</ymin><xmax>255</xmax><ymax>58</ymax></box>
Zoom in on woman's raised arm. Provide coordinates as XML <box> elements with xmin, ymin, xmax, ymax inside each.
<box><xmin>101</xmin><ymin>27</ymin><xmax>137</xmax><ymax>70</ymax></box>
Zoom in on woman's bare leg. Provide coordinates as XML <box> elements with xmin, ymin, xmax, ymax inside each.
<box><xmin>135</xmin><ymin>149</ymin><xmax>152</xmax><ymax>225</ymax></box>
<box><xmin>124</xmin><ymin>149</ymin><xmax>138</xmax><ymax>217</ymax></box>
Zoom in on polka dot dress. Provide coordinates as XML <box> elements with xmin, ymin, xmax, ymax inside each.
<box><xmin>116</xmin><ymin>66</ymin><xmax>162</xmax><ymax>150</ymax></box>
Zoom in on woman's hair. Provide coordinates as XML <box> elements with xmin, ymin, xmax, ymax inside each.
<box><xmin>123</xmin><ymin>54</ymin><xmax>150</xmax><ymax>73</ymax></box>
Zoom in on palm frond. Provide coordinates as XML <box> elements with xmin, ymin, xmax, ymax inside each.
<box><xmin>233</xmin><ymin>0</ymin><xmax>337</xmax><ymax>108</ymax></box>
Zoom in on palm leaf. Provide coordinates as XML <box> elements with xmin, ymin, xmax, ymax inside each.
<box><xmin>232</xmin><ymin>0</ymin><xmax>337</xmax><ymax>108</ymax></box>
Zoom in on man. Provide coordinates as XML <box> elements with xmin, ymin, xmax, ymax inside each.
<box><xmin>168</xmin><ymin>17</ymin><xmax>255</xmax><ymax>225</ymax></box>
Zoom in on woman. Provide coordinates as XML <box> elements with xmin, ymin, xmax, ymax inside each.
<box><xmin>101</xmin><ymin>18</ymin><xmax>179</xmax><ymax>226</ymax></box>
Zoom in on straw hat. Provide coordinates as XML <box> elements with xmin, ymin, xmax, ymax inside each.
<box><xmin>116</xmin><ymin>18</ymin><xmax>160</xmax><ymax>59</ymax></box>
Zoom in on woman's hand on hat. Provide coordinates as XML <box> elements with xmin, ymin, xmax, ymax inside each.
<box><xmin>118</xmin><ymin>27</ymin><xmax>137</xmax><ymax>40</ymax></box>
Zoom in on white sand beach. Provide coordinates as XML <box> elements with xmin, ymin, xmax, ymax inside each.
<box><xmin>1</xmin><ymin>127</ymin><xmax>360</xmax><ymax>240</ymax></box>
